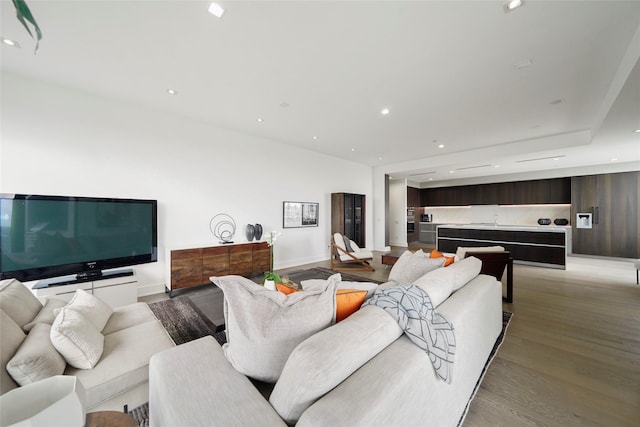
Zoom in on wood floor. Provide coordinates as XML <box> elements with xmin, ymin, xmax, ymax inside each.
<box><xmin>144</xmin><ymin>251</ymin><xmax>640</xmax><ymax>426</ymax></box>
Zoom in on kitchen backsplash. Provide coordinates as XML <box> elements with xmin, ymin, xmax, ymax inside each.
<box><xmin>419</xmin><ymin>204</ymin><xmax>571</xmax><ymax>226</ymax></box>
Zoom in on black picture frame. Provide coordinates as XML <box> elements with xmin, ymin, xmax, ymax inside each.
<box><xmin>283</xmin><ymin>201</ymin><xmax>319</xmax><ymax>228</ymax></box>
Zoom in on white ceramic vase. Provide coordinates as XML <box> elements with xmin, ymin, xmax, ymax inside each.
<box><xmin>264</xmin><ymin>279</ymin><xmax>276</xmax><ymax>291</ymax></box>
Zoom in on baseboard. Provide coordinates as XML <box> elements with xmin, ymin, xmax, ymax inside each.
<box><xmin>137</xmin><ymin>282</ymin><xmax>166</xmax><ymax>297</ymax></box>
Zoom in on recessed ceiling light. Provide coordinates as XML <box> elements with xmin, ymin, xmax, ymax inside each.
<box><xmin>381</xmin><ymin>108</ymin><xmax>390</xmax><ymax>115</ymax></box>
<box><xmin>449</xmin><ymin>171</ymin><xmax>454</xmax><ymax>174</ymax></box>
<box><xmin>351</xmin><ymin>148</ymin><xmax>356</xmax><ymax>152</ymax></box>
<box><xmin>429</xmin><ymin>178</ymin><xmax>433</xmax><ymax>181</ymax></box>
<box><xmin>256</xmin><ymin>118</ymin><xmax>263</xmax><ymax>123</ymax></box>
<box><xmin>1</xmin><ymin>37</ymin><xmax>21</xmax><ymax>48</ymax></box>
<box><xmin>633</xmin><ymin>129</ymin><xmax>640</xmax><ymax>133</ymax></box>
<box><xmin>504</xmin><ymin>0</ymin><xmax>524</xmax><ymax>13</ymax></box>
<box><xmin>438</xmin><ymin>144</ymin><xmax>444</xmax><ymax>149</ymax></box>
<box><xmin>378</xmin><ymin>157</ymin><xmax>383</xmax><ymax>161</ymax></box>
<box><xmin>208</xmin><ymin>2</ymin><xmax>225</xmax><ymax>18</ymax></box>
<box><xmin>494</xmin><ymin>165</ymin><xmax>500</xmax><ymax>168</ymax></box>
<box><xmin>166</xmin><ymin>89</ymin><xmax>177</xmax><ymax>95</ymax></box>
<box><xmin>553</xmin><ymin>158</ymin><xmax>560</xmax><ymax>161</ymax></box>
<box><xmin>312</xmin><ymin>136</ymin><xmax>318</xmax><ymax>140</ymax></box>
<box><xmin>611</xmin><ymin>158</ymin><xmax>618</xmax><ymax>162</ymax></box>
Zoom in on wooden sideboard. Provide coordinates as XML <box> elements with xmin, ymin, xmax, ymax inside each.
<box><xmin>168</xmin><ymin>241</ymin><xmax>270</xmax><ymax>295</ymax></box>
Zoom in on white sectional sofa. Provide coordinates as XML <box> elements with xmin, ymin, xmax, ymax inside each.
<box><xmin>149</xmin><ymin>254</ymin><xmax>503</xmax><ymax>426</ymax></box>
<box><xmin>0</xmin><ymin>279</ymin><xmax>175</xmax><ymax>412</ymax></box>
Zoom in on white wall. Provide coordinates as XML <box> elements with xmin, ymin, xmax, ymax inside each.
<box><xmin>387</xmin><ymin>179</ymin><xmax>407</xmax><ymax>247</ymax></box>
<box><xmin>0</xmin><ymin>73</ymin><xmax>374</xmax><ymax>295</ymax></box>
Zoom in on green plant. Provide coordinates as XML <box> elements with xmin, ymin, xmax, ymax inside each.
<box><xmin>263</xmin><ymin>271</ymin><xmax>281</xmax><ymax>284</ymax></box>
<box><xmin>12</xmin><ymin>0</ymin><xmax>42</xmax><ymax>52</ymax></box>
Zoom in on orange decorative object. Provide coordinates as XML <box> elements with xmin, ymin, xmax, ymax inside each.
<box><xmin>430</xmin><ymin>249</ymin><xmax>455</xmax><ymax>267</ymax></box>
<box><xmin>335</xmin><ymin>289</ymin><xmax>367</xmax><ymax>322</ymax></box>
<box><xmin>276</xmin><ymin>283</ymin><xmax>298</xmax><ymax>295</ymax></box>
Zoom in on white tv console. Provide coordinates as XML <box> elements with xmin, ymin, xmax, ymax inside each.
<box><xmin>28</xmin><ymin>268</ymin><xmax>138</xmax><ymax>308</ymax></box>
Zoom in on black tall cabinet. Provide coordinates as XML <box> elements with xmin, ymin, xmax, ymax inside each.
<box><xmin>571</xmin><ymin>171</ymin><xmax>640</xmax><ymax>258</ymax></box>
<box><xmin>331</xmin><ymin>193</ymin><xmax>366</xmax><ymax>248</ymax></box>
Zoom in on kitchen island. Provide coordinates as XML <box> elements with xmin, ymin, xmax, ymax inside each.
<box><xmin>437</xmin><ymin>224</ymin><xmax>570</xmax><ymax>269</ymax></box>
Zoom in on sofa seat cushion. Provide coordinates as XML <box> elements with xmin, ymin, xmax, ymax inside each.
<box><xmin>102</xmin><ymin>303</ymin><xmax>159</xmax><ymax>335</ymax></box>
<box><xmin>67</xmin><ymin>319</ymin><xmax>174</xmax><ymax>410</ymax></box>
<box><xmin>6</xmin><ymin>323</ymin><xmax>66</xmax><ymax>386</ymax></box>
<box><xmin>211</xmin><ymin>275</ymin><xmax>337</xmax><ymax>383</ymax></box>
<box><xmin>270</xmin><ymin>305</ymin><xmax>403</xmax><ymax>424</ymax></box>
<box><xmin>0</xmin><ymin>310</ymin><xmax>26</xmax><ymax>394</ymax></box>
<box><xmin>0</xmin><ymin>279</ymin><xmax>42</xmax><ymax>330</ymax></box>
<box><xmin>150</xmin><ymin>337</ymin><xmax>287</xmax><ymax>427</ymax></box>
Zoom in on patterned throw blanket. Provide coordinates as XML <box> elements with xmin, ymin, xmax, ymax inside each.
<box><xmin>362</xmin><ymin>284</ymin><xmax>456</xmax><ymax>383</ymax></box>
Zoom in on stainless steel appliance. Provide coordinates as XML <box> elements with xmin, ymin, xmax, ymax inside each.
<box><xmin>421</xmin><ymin>213</ymin><xmax>432</xmax><ymax>222</ymax></box>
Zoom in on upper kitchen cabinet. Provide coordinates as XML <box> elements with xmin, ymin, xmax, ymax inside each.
<box><xmin>420</xmin><ymin>178</ymin><xmax>570</xmax><ymax>206</ymax></box>
<box><xmin>571</xmin><ymin>171</ymin><xmax>639</xmax><ymax>258</ymax></box>
<box><xmin>407</xmin><ymin>186</ymin><xmax>420</xmax><ymax>207</ymax></box>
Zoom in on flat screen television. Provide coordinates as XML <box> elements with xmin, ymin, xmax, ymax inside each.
<box><xmin>0</xmin><ymin>194</ymin><xmax>157</xmax><ymax>283</ymax></box>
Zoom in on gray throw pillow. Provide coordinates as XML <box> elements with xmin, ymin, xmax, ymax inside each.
<box><xmin>211</xmin><ymin>275</ymin><xmax>338</xmax><ymax>382</ymax></box>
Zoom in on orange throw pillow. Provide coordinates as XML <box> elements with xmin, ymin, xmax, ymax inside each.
<box><xmin>276</xmin><ymin>283</ymin><xmax>298</xmax><ymax>295</ymax></box>
<box><xmin>430</xmin><ymin>249</ymin><xmax>455</xmax><ymax>267</ymax></box>
<box><xmin>335</xmin><ymin>289</ymin><xmax>367</xmax><ymax>322</ymax></box>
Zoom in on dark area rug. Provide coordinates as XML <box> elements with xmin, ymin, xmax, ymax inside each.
<box><xmin>286</xmin><ymin>266</ymin><xmax>382</xmax><ymax>285</ymax></box>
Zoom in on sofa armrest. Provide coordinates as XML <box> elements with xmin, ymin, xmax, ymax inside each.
<box><xmin>149</xmin><ymin>336</ymin><xmax>286</xmax><ymax>427</ymax></box>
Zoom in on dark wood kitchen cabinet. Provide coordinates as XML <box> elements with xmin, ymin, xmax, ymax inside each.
<box><xmin>571</xmin><ymin>171</ymin><xmax>640</xmax><ymax>258</ymax></box>
<box><xmin>407</xmin><ymin>186</ymin><xmax>420</xmax><ymax>207</ymax></box>
<box><xmin>420</xmin><ymin>178</ymin><xmax>570</xmax><ymax>206</ymax></box>
<box><xmin>332</xmin><ymin>193</ymin><xmax>366</xmax><ymax>248</ymax></box>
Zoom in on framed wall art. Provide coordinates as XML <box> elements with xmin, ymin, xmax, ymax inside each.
<box><xmin>283</xmin><ymin>201</ymin><xmax>319</xmax><ymax>228</ymax></box>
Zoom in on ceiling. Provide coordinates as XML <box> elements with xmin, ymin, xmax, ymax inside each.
<box><xmin>1</xmin><ymin>0</ymin><xmax>639</xmax><ymax>185</ymax></box>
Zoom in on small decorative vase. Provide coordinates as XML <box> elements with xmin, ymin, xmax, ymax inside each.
<box><xmin>254</xmin><ymin>223</ymin><xmax>263</xmax><ymax>240</ymax></box>
<box><xmin>264</xmin><ymin>279</ymin><xmax>276</xmax><ymax>291</ymax></box>
<box><xmin>245</xmin><ymin>224</ymin><xmax>255</xmax><ymax>241</ymax></box>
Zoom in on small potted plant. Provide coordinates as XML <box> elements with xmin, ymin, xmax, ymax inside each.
<box><xmin>262</xmin><ymin>230</ymin><xmax>281</xmax><ymax>290</ymax></box>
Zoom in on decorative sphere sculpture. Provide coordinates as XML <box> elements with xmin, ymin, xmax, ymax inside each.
<box><xmin>210</xmin><ymin>214</ymin><xmax>236</xmax><ymax>243</ymax></box>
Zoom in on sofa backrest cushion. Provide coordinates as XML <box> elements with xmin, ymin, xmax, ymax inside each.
<box><xmin>0</xmin><ymin>279</ymin><xmax>42</xmax><ymax>330</ymax></box>
<box><xmin>0</xmin><ymin>309</ymin><xmax>26</xmax><ymax>394</ymax></box>
<box><xmin>388</xmin><ymin>250</ymin><xmax>444</xmax><ymax>284</ymax></box>
<box><xmin>449</xmin><ymin>256</ymin><xmax>483</xmax><ymax>292</ymax></box>
<box><xmin>23</xmin><ymin>298</ymin><xmax>68</xmax><ymax>332</ymax></box>
<box><xmin>412</xmin><ymin>267</ymin><xmax>455</xmax><ymax>307</ymax></box>
<box><xmin>211</xmin><ymin>275</ymin><xmax>337</xmax><ymax>383</ymax></box>
<box><xmin>6</xmin><ymin>323</ymin><xmax>66</xmax><ymax>386</ymax></box>
<box><xmin>270</xmin><ymin>305</ymin><xmax>403</xmax><ymax>424</ymax></box>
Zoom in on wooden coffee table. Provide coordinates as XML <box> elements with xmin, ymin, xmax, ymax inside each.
<box><xmin>86</xmin><ymin>411</ymin><xmax>138</xmax><ymax>427</ymax></box>
<box><xmin>381</xmin><ymin>249</ymin><xmax>407</xmax><ymax>266</ymax></box>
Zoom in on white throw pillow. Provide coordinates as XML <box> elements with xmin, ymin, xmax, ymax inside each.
<box><xmin>50</xmin><ymin>307</ymin><xmax>104</xmax><ymax>369</ymax></box>
<box><xmin>64</xmin><ymin>289</ymin><xmax>113</xmax><ymax>332</ymax></box>
<box><xmin>7</xmin><ymin>323</ymin><xmax>66</xmax><ymax>386</ymax></box>
<box><xmin>389</xmin><ymin>251</ymin><xmax>445</xmax><ymax>284</ymax></box>
<box><xmin>211</xmin><ymin>275</ymin><xmax>337</xmax><ymax>382</ymax></box>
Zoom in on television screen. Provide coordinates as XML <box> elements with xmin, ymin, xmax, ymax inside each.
<box><xmin>0</xmin><ymin>194</ymin><xmax>157</xmax><ymax>282</ymax></box>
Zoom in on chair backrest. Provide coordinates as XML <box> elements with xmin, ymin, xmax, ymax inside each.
<box><xmin>465</xmin><ymin>251</ymin><xmax>512</xmax><ymax>281</ymax></box>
